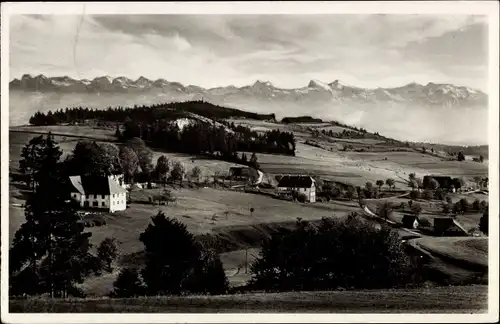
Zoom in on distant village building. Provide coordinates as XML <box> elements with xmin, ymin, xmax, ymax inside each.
<box><xmin>68</xmin><ymin>174</ymin><xmax>127</xmax><ymax>213</ymax></box>
<box><xmin>277</xmin><ymin>175</ymin><xmax>316</xmax><ymax>202</ymax></box>
<box><xmin>402</xmin><ymin>215</ymin><xmax>420</xmax><ymax>230</ymax></box>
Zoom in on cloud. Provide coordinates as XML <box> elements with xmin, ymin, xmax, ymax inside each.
<box><xmin>9</xmin><ymin>14</ymin><xmax>488</xmax><ymax>90</ymax></box>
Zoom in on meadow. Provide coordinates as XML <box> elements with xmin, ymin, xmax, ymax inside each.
<box><xmin>10</xmin><ymin>285</ymin><xmax>488</xmax><ymax>313</ymax></box>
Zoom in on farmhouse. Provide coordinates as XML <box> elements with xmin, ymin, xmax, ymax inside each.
<box><xmin>402</xmin><ymin>215</ymin><xmax>420</xmax><ymax>229</ymax></box>
<box><xmin>277</xmin><ymin>175</ymin><xmax>316</xmax><ymax>202</ymax></box>
<box><xmin>68</xmin><ymin>174</ymin><xmax>127</xmax><ymax>213</ymax></box>
<box><xmin>229</xmin><ymin>167</ymin><xmax>262</xmax><ymax>184</ymax></box>
<box><xmin>229</xmin><ymin>167</ymin><xmax>252</xmax><ymax>180</ymax></box>
<box><xmin>433</xmin><ymin>217</ymin><xmax>469</xmax><ymax>237</ymax></box>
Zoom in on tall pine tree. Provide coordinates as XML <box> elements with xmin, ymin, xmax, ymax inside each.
<box><xmin>10</xmin><ymin>133</ymin><xmax>100</xmax><ymax>298</ymax></box>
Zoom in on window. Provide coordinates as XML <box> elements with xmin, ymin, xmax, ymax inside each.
<box><xmin>92</xmin><ymin>201</ymin><xmax>98</xmax><ymax>207</ymax></box>
<box><xmin>102</xmin><ymin>194</ymin><xmax>105</xmax><ymax>199</ymax></box>
<box><xmin>102</xmin><ymin>202</ymin><xmax>106</xmax><ymax>207</ymax></box>
<box><xmin>113</xmin><ymin>194</ymin><xmax>115</xmax><ymax>198</ymax></box>
<box><xmin>73</xmin><ymin>193</ymin><xmax>77</xmax><ymax>198</ymax></box>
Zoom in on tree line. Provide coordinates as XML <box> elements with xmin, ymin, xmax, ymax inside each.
<box><xmin>28</xmin><ymin>100</ymin><xmax>275</xmax><ymax>126</ymax></box>
<box><xmin>119</xmin><ymin>116</ymin><xmax>296</xmax><ymax>156</ymax></box>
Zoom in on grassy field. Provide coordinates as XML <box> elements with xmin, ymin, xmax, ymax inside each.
<box><xmin>415</xmin><ymin>237</ymin><xmax>488</xmax><ymax>269</ymax></box>
<box><xmin>9</xmin><ymin>285</ymin><xmax>488</xmax><ymax>313</ymax></box>
<box><xmin>10</xmin><ymin>124</ymin><xmax>117</xmax><ymax>141</ymax></box>
<box><xmin>88</xmin><ymin>187</ymin><xmax>359</xmax><ymax>256</ymax></box>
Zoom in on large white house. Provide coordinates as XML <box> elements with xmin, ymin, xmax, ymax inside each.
<box><xmin>277</xmin><ymin>175</ymin><xmax>316</xmax><ymax>202</ymax></box>
<box><xmin>68</xmin><ymin>174</ymin><xmax>127</xmax><ymax>213</ymax></box>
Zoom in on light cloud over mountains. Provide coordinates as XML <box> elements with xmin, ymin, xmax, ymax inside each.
<box><xmin>10</xmin><ymin>14</ymin><xmax>488</xmax><ymax>90</ymax></box>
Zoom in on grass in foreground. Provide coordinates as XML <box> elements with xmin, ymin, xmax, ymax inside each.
<box><xmin>9</xmin><ymin>285</ymin><xmax>488</xmax><ymax>313</ymax></box>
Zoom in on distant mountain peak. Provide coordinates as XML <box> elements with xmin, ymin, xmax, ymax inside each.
<box><xmin>253</xmin><ymin>80</ymin><xmax>273</xmax><ymax>87</ymax></box>
<box><xmin>308</xmin><ymin>79</ymin><xmax>331</xmax><ymax>91</ymax></box>
<box><xmin>329</xmin><ymin>79</ymin><xmax>355</xmax><ymax>89</ymax></box>
<box><xmin>9</xmin><ymin>74</ymin><xmax>487</xmax><ymax>108</ymax></box>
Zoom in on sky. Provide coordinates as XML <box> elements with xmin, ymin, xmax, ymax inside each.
<box><xmin>9</xmin><ymin>14</ymin><xmax>489</xmax><ymax>91</ymax></box>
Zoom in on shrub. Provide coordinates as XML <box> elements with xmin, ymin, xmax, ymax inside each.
<box><xmin>296</xmin><ymin>192</ymin><xmax>307</xmax><ymax>203</ymax></box>
<box><xmin>472</xmin><ymin>199</ymin><xmax>481</xmax><ymax>211</ymax></box>
<box><xmin>419</xmin><ymin>217</ymin><xmax>431</xmax><ymax>227</ymax></box>
<box><xmin>421</xmin><ymin>190</ymin><xmax>433</xmax><ymax>200</ymax></box>
<box><xmin>377</xmin><ymin>201</ymin><xmax>393</xmax><ymax>220</ymax></box>
<box><xmin>459</xmin><ymin>198</ymin><xmax>469</xmax><ymax>213</ymax></box>
<box><xmin>110</xmin><ymin>268</ymin><xmax>144</xmax><ymax>298</ymax></box>
<box><xmin>97</xmin><ymin>238</ymin><xmax>119</xmax><ymax>273</ymax></box>
<box><xmin>479</xmin><ymin>209</ymin><xmax>488</xmax><ymax>234</ymax></box>
<box><xmin>411</xmin><ymin>203</ymin><xmax>422</xmax><ymax>216</ymax></box>
<box><xmin>410</xmin><ymin>190</ymin><xmax>421</xmax><ymax>200</ymax></box>
<box><xmin>434</xmin><ymin>188</ymin><xmax>446</xmax><ymax>200</ymax></box>
<box><xmin>480</xmin><ymin>200</ymin><xmax>488</xmax><ymax>212</ymax></box>
<box><xmin>442</xmin><ymin>203</ymin><xmax>452</xmax><ymax>214</ymax></box>
<box><xmin>185</xmin><ymin>247</ymin><xmax>229</xmax><ymax>295</ymax></box>
<box><xmin>139</xmin><ymin>211</ymin><xmax>229</xmax><ymax>295</ymax></box>
<box><xmin>250</xmin><ymin>217</ymin><xmax>415</xmax><ymax>291</ymax></box>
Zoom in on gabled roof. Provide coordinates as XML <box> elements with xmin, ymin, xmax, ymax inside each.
<box><xmin>277</xmin><ymin>175</ymin><xmax>315</xmax><ymax>188</ymax></box>
<box><xmin>69</xmin><ymin>175</ymin><xmax>126</xmax><ymax>195</ymax></box>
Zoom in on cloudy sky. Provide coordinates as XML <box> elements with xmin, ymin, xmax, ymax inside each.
<box><xmin>10</xmin><ymin>14</ymin><xmax>489</xmax><ymax>91</ymax></box>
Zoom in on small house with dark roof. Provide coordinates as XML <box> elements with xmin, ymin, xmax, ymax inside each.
<box><xmin>277</xmin><ymin>175</ymin><xmax>316</xmax><ymax>202</ymax></box>
<box><xmin>229</xmin><ymin>167</ymin><xmax>251</xmax><ymax>180</ymax></box>
<box><xmin>68</xmin><ymin>174</ymin><xmax>127</xmax><ymax>212</ymax></box>
<box><xmin>402</xmin><ymin>214</ymin><xmax>420</xmax><ymax>229</ymax></box>
<box><xmin>433</xmin><ymin>217</ymin><xmax>469</xmax><ymax>237</ymax></box>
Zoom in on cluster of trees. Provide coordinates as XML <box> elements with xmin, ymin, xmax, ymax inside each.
<box><xmin>28</xmin><ymin>101</ymin><xmax>275</xmax><ymax>126</ymax></box>
<box><xmin>111</xmin><ymin>211</ymin><xmax>228</xmax><ymax>297</ymax></box>
<box><xmin>472</xmin><ymin>155</ymin><xmax>485</xmax><ymax>163</ymax></box>
<box><xmin>442</xmin><ymin>197</ymin><xmax>487</xmax><ymax>215</ymax></box>
<box><xmin>383</xmin><ymin>200</ymin><xmax>423</xmax><ymax>219</ymax></box>
<box><xmin>119</xmin><ymin>117</ymin><xmax>296</xmax><ymax>157</ymax></box>
<box><xmin>321</xmin><ymin>128</ymin><xmax>377</xmax><ymax>140</ymax></box>
<box><xmin>317</xmin><ymin>179</ymin><xmax>396</xmax><ymax>202</ymax></box>
<box><xmin>11</xmin><ymin>133</ymin><xmax>120</xmax><ymax>297</ymax></box>
<box><xmin>317</xmin><ymin>182</ymin><xmax>356</xmax><ymax>201</ymax></box>
<box><xmin>281</xmin><ymin>116</ymin><xmax>323</xmax><ymax>124</ymax></box>
<box><xmin>249</xmin><ymin>215</ymin><xmax>419</xmax><ymax>291</ymax></box>
<box><xmin>409</xmin><ymin>173</ymin><xmax>464</xmax><ymax>192</ymax></box>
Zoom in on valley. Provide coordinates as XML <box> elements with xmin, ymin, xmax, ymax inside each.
<box><xmin>8</xmin><ymin>101</ymin><xmax>489</xmax><ymax>301</ymax></box>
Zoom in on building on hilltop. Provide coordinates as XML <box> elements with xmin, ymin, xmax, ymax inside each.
<box><xmin>68</xmin><ymin>174</ymin><xmax>127</xmax><ymax>213</ymax></box>
<box><xmin>277</xmin><ymin>175</ymin><xmax>316</xmax><ymax>202</ymax></box>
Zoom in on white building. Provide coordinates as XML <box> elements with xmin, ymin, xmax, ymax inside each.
<box><xmin>277</xmin><ymin>175</ymin><xmax>316</xmax><ymax>202</ymax></box>
<box><xmin>69</xmin><ymin>174</ymin><xmax>127</xmax><ymax>213</ymax></box>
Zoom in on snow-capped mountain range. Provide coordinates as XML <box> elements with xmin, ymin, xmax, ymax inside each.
<box><xmin>10</xmin><ymin>74</ymin><xmax>487</xmax><ymax>108</ymax></box>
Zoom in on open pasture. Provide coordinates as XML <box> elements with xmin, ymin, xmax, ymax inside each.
<box><xmin>415</xmin><ymin>237</ymin><xmax>488</xmax><ymax>269</ymax></box>
<box><xmin>342</xmin><ymin>150</ymin><xmax>488</xmax><ymax>179</ymax></box>
<box><xmin>10</xmin><ymin>124</ymin><xmax>117</xmax><ymax>141</ymax></box>
<box><xmin>10</xmin><ymin>285</ymin><xmax>488</xmax><ymax>313</ymax></box>
<box><xmin>88</xmin><ymin>187</ymin><xmax>359</xmax><ymax>256</ymax></box>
